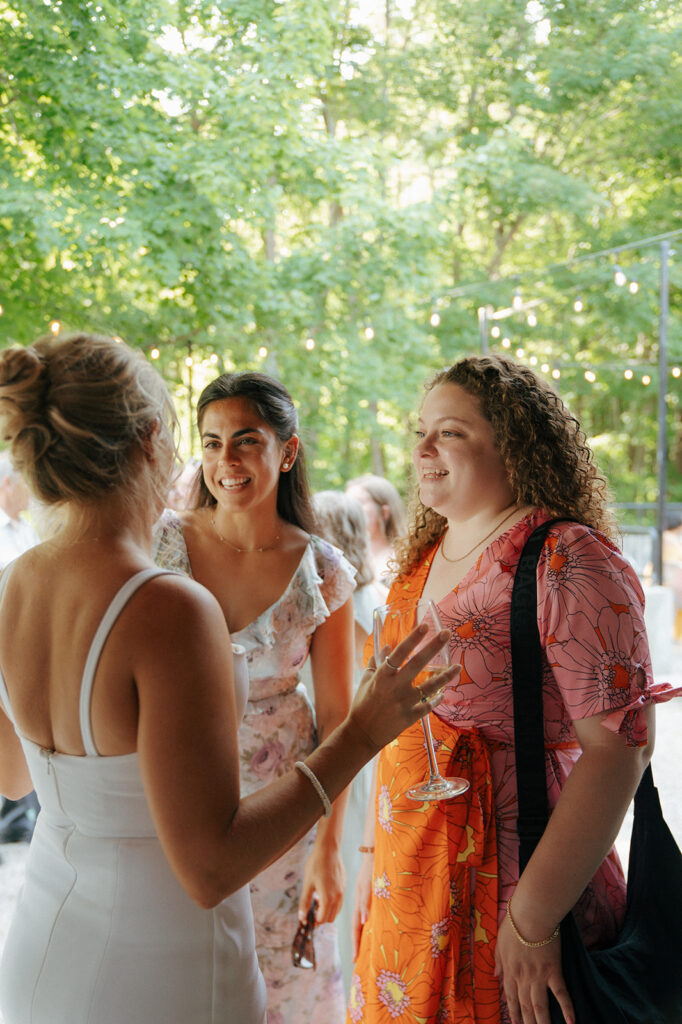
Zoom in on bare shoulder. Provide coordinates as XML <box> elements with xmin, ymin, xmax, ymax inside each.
<box><xmin>128</xmin><ymin>570</ymin><xmax>229</xmax><ymax>649</ymax></box>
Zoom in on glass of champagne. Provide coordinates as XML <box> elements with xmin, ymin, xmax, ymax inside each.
<box><xmin>373</xmin><ymin>599</ymin><xmax>469</xmax><ymax>801</ymax></box>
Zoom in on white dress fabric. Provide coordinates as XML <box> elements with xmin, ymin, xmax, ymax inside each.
<box><xmin>153</xmin><ymin>511</ymin><xmax>356</xmax><ymax>1024</ymax></box>
<box><xmin>0</xmin><ymin>566</ymin><xmax>266</xmax><ymax>1024</ymax></box>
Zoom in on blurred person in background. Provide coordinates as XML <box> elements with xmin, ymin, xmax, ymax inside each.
<box><xmin>310</xmin><ymin>490</ymin><xmax>387</xmax><ymax>992</ymax></box>
<box><xmin>0</xmin><ymin>453</ymin><xmax>40</xmax><ymax>845</ymax></box>
<box><xmin>345</xmin><ymin>474</ymin><xmax>406</xmax><ymax>586</ymax></box>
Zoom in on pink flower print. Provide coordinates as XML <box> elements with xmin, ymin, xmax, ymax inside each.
<box><xmin>378</xmin><ymin>784</ymin><xmax>394</xmax><ymax>834</ymax></box>
<box><xmin>430</xmin><ymin>916</ymin><xmax>450</xmax><ymax>958</ymax></box>
<box><xmin>250</xmin><ymin>740</ymin><xmax>286</xmax><ymax>780</ymax></box>
<box><xmin>348</xmin><ymin>973</ymin><xmax>366</xmax><ymax>1023</ymax></box>
<box><xmin>376</xmin><ymin>969</ymin><xmax>411</xmax><ymax>1018</ymax></box>
<box><xmin>374</xmin><ymin>871</ymin><xmax>391</xmax><ymax>899</ymax></box>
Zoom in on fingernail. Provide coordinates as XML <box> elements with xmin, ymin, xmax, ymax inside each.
<box><xmin>439</xmin><ymin>629</ymin><xmax>449</xmax><ymax>640</ymax></box>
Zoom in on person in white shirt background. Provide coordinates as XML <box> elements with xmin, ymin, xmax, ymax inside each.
<box><xmin>0</xmin><ymin>454</ymin><xmax>40</xmax><ymax>846</ymax></box>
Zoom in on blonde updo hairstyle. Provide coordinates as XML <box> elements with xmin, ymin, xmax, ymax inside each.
<box><xmin>394</xmin><ymin>354</ymin><xmax>617</xmax><ymax>575</ymax></box>
<box><xmin>0</xmin><ymin>333</ymin><xmax>178</xmax><ymax>526</ymax></box>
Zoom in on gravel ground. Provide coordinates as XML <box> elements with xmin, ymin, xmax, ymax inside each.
<box><xmin>1</xmin><ymin>651</ymin><xmax>680</xmax><ymax>1021</ymax></box>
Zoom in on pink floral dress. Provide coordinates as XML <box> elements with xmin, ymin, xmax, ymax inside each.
<box><xmin>153</xmin><ymin>511</ymin><xmax>356</xmax><ymax>1024</ymax></box>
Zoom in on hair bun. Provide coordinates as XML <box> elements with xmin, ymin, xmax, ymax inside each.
<box><xmin>0</xmin><ymin>346</ymin><xmax>50</xmax><ymax>443</ymax></box>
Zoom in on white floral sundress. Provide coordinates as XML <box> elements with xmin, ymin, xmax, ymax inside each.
<box><xmin>153</xmin><ymin>510</ymin><xmax>356</xmax><ymax>1024</ymax></box>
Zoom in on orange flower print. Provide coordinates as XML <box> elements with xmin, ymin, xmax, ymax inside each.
<box><xmin>377</xmin><ymin>784</ymin><xmax>394</xmax><ymax>834</ymax></box>
<box><xmin>374</xmin><ymin>872</ymin><xmax>391</xmax><ymax>900</ymax></box>
<box><xmin>376</xmin><ymin>970</ymin><xmax>411</xmax><ymax>1018</ymax></box>
<box><xmin>348</xmin><ymin>973</ymin><xmax>366</xmax><ymax>1023</ymax></box>
<box><xmin>430</xmin><ymin>916</ymin><xmax>451</xmax><ymax>958</ymax></box>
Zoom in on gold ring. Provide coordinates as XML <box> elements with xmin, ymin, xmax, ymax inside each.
<box><xmin>416</xmin><ymin>685</ymin><xmax>428</xmax><ymax>703</ymax></box>
<box><xmin>385</xmin><ymin>656</ymin><xmax>400</xmax><ymax>671</ymax></box>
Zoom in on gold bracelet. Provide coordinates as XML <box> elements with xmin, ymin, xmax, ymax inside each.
<box><xmin>505</xmin><ymin>898</ymin><xmax>560</xmax><ymax>949</ymax></box>
<box><xmin>358</xmin><ymin>845</ymin><xmax>375</xmax><ymax>854</ymax></box>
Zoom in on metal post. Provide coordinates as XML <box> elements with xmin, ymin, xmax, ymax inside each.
<box><xmin>478</xmin><ymin>306</ymin><xmax>489</xmax><ymax>354</ymax></box>
<box><xmin>656</xmin><ymin>240</ymin><xmax>669</xmax><ymax>584</ymax></box>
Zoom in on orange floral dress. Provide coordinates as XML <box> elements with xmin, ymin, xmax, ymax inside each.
<box><xmin>348</xmin><ymin>511</ymin><xmax>680</xmax><ymax>1024</ymax></box>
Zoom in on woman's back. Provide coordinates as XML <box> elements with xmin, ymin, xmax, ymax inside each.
<box><xmin>0</xmin><ymin>557</ymin><xmax>266</xmax><ymax>1024</ymax></box>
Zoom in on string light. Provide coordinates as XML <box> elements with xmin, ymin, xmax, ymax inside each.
<box><xmin>585</xmin><ymin>370</ymin><xmax>596</xmax><ymax>383</ymax></box>
<box><xmin>512</xmin><ymin>287</ymin><xmax>523</xmax><ymax>311</ymax></box>
<box><xmin>501</xmin><ymin>337</ymin><xmax>511</xmax><ymax>348</ymax></box>
<box><xmin>628</xmin><ymin>280</ymin><xmax>639</xmax><ymax>294</ymax></box>
<box><xmin>552</xmin><ymin>369</ymin><xmax>561</xmax><ymax>380</ymax></box>
<box><xmin>258</xmin><ymin>346</ymin><xmax>268</xmax><ymax>359</ymax></box>
<box><xmin>515</xmin><ymin>348</ymin><xmax>525</xmax><ymax>358</ymax></box>
<box><xmin>642</xmin><ymin>374</ymin><xmax>651</xmax><ymax>386</ymax></box>
<box><xmin>185</xmin><ymin>356</ymin><xmax>193</xmax><ymax>367</ymax></box>
<box><xmin>624</xmin><ymin>369</ymin><xmax>633</xmax><ymax>380</ymax></box>
<box><xmin>573</xmin><ymin>297</ymin><xmax>584</xmax><ymax>312</ymax></box>
<box><xmin>150</xmin><ymin>347</ymin><xmax>160</xmax><ymax>359</ymax></box>
<box><xmin>614</xmin><ymin>264</ymin><xmax>627</xmax><ymax>286</ymax></box>
<box><xmin>364</xmin><ymin>326</ymin><xmax>375</xmax><ymax>340</ymax></box>
<box><xmin>0</xmin><ymin>304</ymin><xmax>4</xmax><ymax>315</ymax></box>
<box><xmin>527</xmin><ymin>312</ymin><xmax>537</xmax><ymax>327</ymax></box>
<box><xmin>673</xmin><ymin>367</ymin><xmax>681</xmax><ymax>378</ymax></box>
<box><xmin>490</xmin><ymin>325</ymin><xmax>501</xmax><ymax>338</ymax></box>
<box><xmin>529</xmin><ymin>356</ymin><xmax>538</xmax><ymax>366</ymax></box>
<box><xmin>541</xmin><ymin>363</ymin><xmax>550</xmax><ymax>373</ymax></box>
<box><xmin>429</xmin><ymin>311</ymin><xmax>441</xmax><ymax>327</ymax></box>
<box><xmin>50</xmin><ymin>320</ymin><xmax>60</xmax><ymax>334</ymax></box>
<box><xmin>305</xmin><ymin>337</ymin><xmax>315</xmax><ymax>351</ymax></box>
<box><xmin>113</xmin><ymin>336</ymin><xmax>123</xmax><ymax>344</ymax></box>
<box><xmin>209</xmin><ymin>353</ymin><xmax>219</xmax><ymax>364</ymax></box>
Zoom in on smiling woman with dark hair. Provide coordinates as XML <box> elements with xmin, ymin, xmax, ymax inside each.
<box><xmin>154</xmin><ymin>372</ymin><xmax>357</xmax><ymax>1024</ymax></box>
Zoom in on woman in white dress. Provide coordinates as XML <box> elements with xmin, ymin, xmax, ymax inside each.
<box><xmin>0</xmin><ymin>332</ymin><xmax>457</xmax><ymax>1024</ymax></box>
<box><xmin>154</xmin><ymin>373</ymin><xmax>355</xmax><ymax>1024</ymax></box>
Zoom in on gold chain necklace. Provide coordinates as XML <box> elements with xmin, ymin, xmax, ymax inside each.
<box><xmin>211</xmin><ymin>512</ymin><xmax>281</xmax><ymax>553</ymax></box>
<box><xmin>440</xmin><ymin>504</ymin><xmax>519</xmax><ymax>564</ymax></box>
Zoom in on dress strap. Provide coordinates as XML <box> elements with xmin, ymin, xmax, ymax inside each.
<box><xmin>80</xmin><ymin>568</ymin><xmax>174</xmax><ymax>756</ymax></box>
<box><xmin>0</xmin><ymin>564</ymin><xmax>16</xmax><ymax>724</ymax></box>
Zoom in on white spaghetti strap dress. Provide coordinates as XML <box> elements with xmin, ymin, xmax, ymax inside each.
<box><xmin>0</xmin><ymin>567</ymin><xmax>266</xmax><ymax>1024</ymax></box>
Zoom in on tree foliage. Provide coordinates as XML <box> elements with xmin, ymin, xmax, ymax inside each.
<box><xmin>1</xmin><ymin>0</ymin><xmax>680</xmax><ymax>508</ymax></box>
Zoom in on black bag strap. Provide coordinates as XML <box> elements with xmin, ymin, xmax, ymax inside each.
<box><xmin>510</xmin><ymin>518</ymin><xmax>658</xmax><ymax>873</ymax></box>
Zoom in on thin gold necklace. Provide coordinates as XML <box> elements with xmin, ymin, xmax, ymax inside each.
<box><xmin>440</xmin><ymin>504</ymin><xmax>519</xmax><ymax>564</ymax></box>
<box><xmin>211</xmin><ymin>511</ymin><xmax>281</xmax><ymax>553</ymax></box>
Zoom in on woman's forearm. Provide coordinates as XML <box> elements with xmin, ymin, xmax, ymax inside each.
<box><xmin>511</xmin><ymin>737</ymin><xmax>651</xmax><ymax>941</ymax></box>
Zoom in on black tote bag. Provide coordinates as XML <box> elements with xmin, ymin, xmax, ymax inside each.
<box><xmin>510</xmin><ymin>520</ymin><xmax>682</xmax><ymax>1024</ymax></box>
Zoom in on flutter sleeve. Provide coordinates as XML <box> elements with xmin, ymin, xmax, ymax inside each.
<box><xmin>310</xmin><ymin>534</ymin><xmax>356</xmax><ymax>615</ymax></box>
<box><xmin>536</xmin><ymin>522</ymin><xmax>682</xmax><ymax>746</ymax></box>
<box><xmin>151</xmin><ymin>508</ymin><xmax>192</xmax><ymax>576</ymax></box>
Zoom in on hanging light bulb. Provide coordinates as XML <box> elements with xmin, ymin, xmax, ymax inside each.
<box><xmin>672</xmin><ymin>367</ymin><xmax>681</xmax><ymax>378</ymax></box>
<box><xmin>491</xmin><ymin>325</ymin><xmax>501</xmax><ymax>338</ymax></box>
<box><xmin>541</xmin><ymin>363</ymin><xmax>550</xmax><ymax>373</ymax></box>
<box><xmin>614</xmin><ymin>264</ymin><xmax>627</xmax><ymax>286</ymax></box>
<box><xmin>209</xmin><ymin>353</ymin><xmax>219</xmax><ymax>364</ymax></box>
<box><xmin>50</xmin><ymin>320</ymin><xmax>61</xmax><ymax>334</ymax></box>
<box><xmin>573</xmin><ymin>297</ymin><xmax>584</xmax><ymax>313</ymax></box>
<box><xmin>364</xmin><ymin>326</ymin><xmax>374</xmax><ymax>340</ymax></box>
<box><xmin>258</xmin><ymin>346</ymin><xmax>268</xmax><ymax>359</ymax></box>
<box><xmin>501</xmin><ymin>337</ymin><xmax>511</xmax><ymax>348</ymax></box>
<box><xmin>150</xmin><ymin>347</ymin><xmax>160</xmax><ymax>360</ymax></box>
<box><xmin>552</xmin><ymin>368</ymin><xmax>561</xmax><ymax>380</ymax></box>
<box><xmin>624</xmin><ymin>369</ymin><xmax>633</xmax><ymax>380</ymax></box>
<box><xmin>584</xmin><ymin>370</ymin><xmax>596</xmax><ymax>383</ymax></box>
<box><xmin>305</xmin><ymin>337</ymin><xmax>315</xmax><ymax>351</ymax></box>
<box><xmin>642</xmin><ymin>374</ymin><xmax>651</xmax><ymax>386</ymax></box>
<box><xmin>628</xmin><ymin>280</ymin><xmax>639</xmax><ymax>294</ymax></box>
<box><xmin>185</xmin><ymin>356</ymin><xmax>193</xmax><ymax>367</ymax></box>
<box><xmin>515</xmin><ymin>347</ymin><xmax>525</xmax><ymax>358</ymax></box>
<box><xmin>429</xmin><ymin>311</ymin><xmax>441</xmax><ymax>327</ymax></box>
<box><xmin>529</xmin><ymin>356</ymin><xmax>538</xmax><ymax>366</ymax></box>
<box><xmin>527</xmin><ymin>312</ymin><xmax>537</xmax><ymax>327</ymax></box>
<box><xmin>512</xmin><ymin>287</ymin><xmax>523</xmax><ymax>311</ymax></box>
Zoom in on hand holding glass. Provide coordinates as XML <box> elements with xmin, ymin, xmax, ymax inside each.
<box><xmin>373</xmin><ymin>600</ymin><xmax>469</xmax><ymax>801</ymax></box>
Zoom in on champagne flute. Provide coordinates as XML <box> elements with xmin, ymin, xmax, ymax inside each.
<box><xmin>373</xmin><ymin>600</ymin><xmax>469</xmax><ymax>801</ymax></box>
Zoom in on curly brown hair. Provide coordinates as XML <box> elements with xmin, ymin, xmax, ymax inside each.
<box><xmin>394</xmin><ymin>355</ymin><xmax>617</xmax><ymax>575</ymax></box>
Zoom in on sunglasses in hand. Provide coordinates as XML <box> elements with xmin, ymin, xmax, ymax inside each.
<box><xmin>291</xmin><ymin>899</ymin><xmax>318</xmax><ymax>970</ymax></box>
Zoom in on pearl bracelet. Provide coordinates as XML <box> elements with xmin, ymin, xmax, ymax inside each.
<box><xmin>505</xmin><ymin>898</ymin><xmax>560</xmax><ymax>949</ymax></box>
<box><xmin>294</xmin><ymin>761</ymin><xmax>332</xmax><ymax>817</ymax></box>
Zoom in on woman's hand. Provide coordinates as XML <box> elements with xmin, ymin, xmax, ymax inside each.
<box><xmin>351</xmin><ymin>852</ymin><xmax>373</xmax><ymax>959</ymax></box>
<box><xmin>495</xmin><ymin>913</ymin><xmax>574</xmax><ymax>1024</ymax></box>
<box><xmin>298</xmin><ymin>841</ymin><xmax>345</xmax><ymax>924</ymax></box>
<box><xmin>348</xmin><ymin>625</ymin><xmax>461</xmax><ymax>752</ymax></box>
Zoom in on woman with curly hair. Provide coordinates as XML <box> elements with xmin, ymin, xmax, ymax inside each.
<box><xmin>349</xmin><ymin>355</ymin><xmax>678</xmax><ymax>1024</ymax></box>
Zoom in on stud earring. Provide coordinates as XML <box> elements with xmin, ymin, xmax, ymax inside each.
<box><xmin>283</xmin><ymin>462</ymin><xmax>289</xmax><ymax>470</ymax></box>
